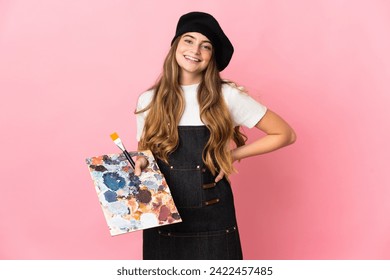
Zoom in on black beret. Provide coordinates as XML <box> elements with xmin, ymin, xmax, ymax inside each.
<box><xmin>171</xmin><ymin>12</ymin><xmax>234</xmax><ymax>71</ymax></box>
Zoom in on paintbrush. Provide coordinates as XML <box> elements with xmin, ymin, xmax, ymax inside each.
<box><xmin>110</xmin><ymin>132</ymin><xmax>135</xmax><ymax>169</ymax></box>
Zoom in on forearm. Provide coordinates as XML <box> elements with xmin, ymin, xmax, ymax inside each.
<box><xmin>232</xmin><ymin>133</ymin><xmax>295</xmax><ymax>161</ymax></box>
<box><xmin>232</xmin><ymin>109</ymin><xmax>296</xmax><ymax>161</ymax></box>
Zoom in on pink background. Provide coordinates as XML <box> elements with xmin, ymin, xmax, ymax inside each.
<box><xmin>1</xmin><ymin>0</ymin><xmax>389</xmax><ymax>259</ymax></box>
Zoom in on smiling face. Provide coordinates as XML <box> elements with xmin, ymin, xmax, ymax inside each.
<box><xmin>175</xmin><ymin>32</ymin><xmax>213</xmax><ymax>85</ymax></box>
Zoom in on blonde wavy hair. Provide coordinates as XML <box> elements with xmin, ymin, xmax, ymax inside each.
<box><xmin>136</xmin><ymin>37</ymin><xmax>247</xmax><ymax>176</ymax></box>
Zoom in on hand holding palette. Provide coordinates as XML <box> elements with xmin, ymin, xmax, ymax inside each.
<box><xmin>85</xmin><ymin>136</ymin><xmax>182</xmax><ymax>236</ymax></box>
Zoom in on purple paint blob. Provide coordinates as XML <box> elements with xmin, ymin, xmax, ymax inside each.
<box><xmin>136</xmin><ymin>189</ymin><xmax>152</xmax><ymax>204</ymax></box>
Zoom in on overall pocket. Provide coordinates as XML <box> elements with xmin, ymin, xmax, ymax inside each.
<box><xmin>157</xmin><ymin>226</ymin><xmax>242</xmax><ymax>260</ymax></box>
<box><xmin>169</xmin><ymin>166</ymin><xmax>203</xmax><ymax>208</ymax></box>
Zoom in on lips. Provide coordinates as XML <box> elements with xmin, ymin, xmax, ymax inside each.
<box><xmin>184</xmin><ymin>55</ymin><xmax>201</xmax><ymax>62</ymax></box>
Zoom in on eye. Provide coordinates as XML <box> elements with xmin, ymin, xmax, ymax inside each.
<box><xmin>202</xmin><ymin>44</ymin><xmax>212</xmax><ymax>51</ymax></box>
<box><xmin>184</xmin><ymin>39</ymin><xmax>193</xmax><ymax>44</ymax></box>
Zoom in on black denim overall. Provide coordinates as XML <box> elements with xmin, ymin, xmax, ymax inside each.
<box><xmin>143</xmin><ymin>126</ymin><xmax>243</xmax><ymax>260</ymax></box>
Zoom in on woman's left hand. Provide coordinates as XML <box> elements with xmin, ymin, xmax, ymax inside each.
<box><xmin>215</xmin><ymin>151</ymin><xmax>237</xmax><ymax>182</ymax></box>
<box><xmin>214</xmin><ymin>109</ymin><xmax>296</xmax><ymax>182</ymax></box>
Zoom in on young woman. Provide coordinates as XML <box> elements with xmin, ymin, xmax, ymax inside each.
<box><xmin>134</xmin><ymin>11</ymin><xmax>296</xmax><ymax>260</ymax></box>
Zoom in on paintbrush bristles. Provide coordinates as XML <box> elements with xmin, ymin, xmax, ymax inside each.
<box><xmin>110</xmin><ymin>132</ymin><xmax>126</xmax><ymax>151</ymax></box>
<box><xmin>110</xmin><ymin>132</ymin><xmax>119</xmax><ymax>141</ymax></box>
<box><xmin>109</xmin><ymin>131</ymin><xmax>135</xmax><ymax>168</ymax></box>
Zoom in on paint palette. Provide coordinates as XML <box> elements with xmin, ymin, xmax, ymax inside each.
<box><xmin>85</xmin><ymin>150</ymin><xmax>182</xmax><ymax>236</ymax></box>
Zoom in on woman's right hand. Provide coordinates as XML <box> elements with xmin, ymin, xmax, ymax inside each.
<box><xmin>134</xmin><ymin>156</ymin><xmax>149</xmax><ymax>176</ymax></box>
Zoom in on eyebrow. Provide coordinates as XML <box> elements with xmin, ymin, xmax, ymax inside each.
<box><xmin>183</xmin><ymin>34</ymin><xmax>212</xmax><ymax>44</ymax></box>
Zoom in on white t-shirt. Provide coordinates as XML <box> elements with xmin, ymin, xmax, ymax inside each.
<box><xmin>135</xmin><ymin>83</ymin><xmax>267</xmax><ymax>141</ymax></box>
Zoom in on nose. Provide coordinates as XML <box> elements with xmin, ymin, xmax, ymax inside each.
<box><xmin>191</xmin><ymin>44</ymin><xmax>201</xmax><ymax>55</ymax></box>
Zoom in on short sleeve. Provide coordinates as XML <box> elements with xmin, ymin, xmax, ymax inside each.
<box><xmin>135</xmin><ymin>90</ymin><xmax>154</xmax><ymax>141</ymax></box>
<box><xmin>222</xmin><ymin>84</ymin><xmax>267</xmax><ymax>128</ymax></box>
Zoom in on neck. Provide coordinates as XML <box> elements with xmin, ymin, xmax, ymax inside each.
<box><xmin>179</xmin><ymin>72</ymin><xmax>202</xmax><ymax>85</ymax></box>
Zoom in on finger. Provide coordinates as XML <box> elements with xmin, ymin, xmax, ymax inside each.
<box><xmin>215</xmin><ymin>170</ymin><xmax>224</xmax><ymax>182</ymax></box>
<box><xmin>134</xmin><ymin>166</ymin><xmax>141</xmax><ymax>176</ymax></box>
<box><xmin>134</xmin><ymin>159</ymin><xmax>144</xmax><ymax>176</ymax></box>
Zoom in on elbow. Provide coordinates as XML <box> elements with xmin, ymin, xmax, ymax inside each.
<box><xmin>287</xmin><ymin>129</ymin><xmax>297</xmax><ymax>145</ymax></box>
<box><xmin>280</xmin><ymin>128</ymin><xmax>296</xmax><ymax>146</ymax></box>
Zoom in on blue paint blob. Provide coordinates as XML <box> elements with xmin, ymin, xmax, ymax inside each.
<box><xmin>143</xmin><ymin>180</ymin><xmax>159</xmax><ymax>191</ymax></box>
<box><xmin>103</xmin><ymin>172</ymin><xmax>126</xmax><ymax>191</ymax></box>
<box><xmin>102</xmin><ymin>155</ymin><xmax>121</xmax><ymax>165</ymax></box>
<box><xmin>104</xmin><ymin>190</ymin><xmax>117</xmax><ymax>202</ymax></box>
<box><xmin>129</xmin><ymin>174</ymin><xmax>141</xmax><ymax>188</ymax></box>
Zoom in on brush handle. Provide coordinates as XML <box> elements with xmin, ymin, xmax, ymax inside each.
<box><xmin>123</xmin><ymin>150</ymin><xmax>135</xmax><ymax>169</ymax></box>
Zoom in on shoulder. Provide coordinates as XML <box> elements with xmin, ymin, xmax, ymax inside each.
<box><xmin>137</xmin><ymin>89</ymin><xmax>155</xmax><ymax>110</ymax></box>
<box><xmin>221</xmin><ymin>82</ymin><xmax>253</xmax><ymax>105</ymax></box>
<box><xmin>138</xmin><ymin>89</ymin><xmax>154</xmax><ymax>102</ymax></box>
<box><xmin>222</xmin><ymin>81</ymin><xmax>247</xmax><ymax>92</ymax></box>
<box><xmin>220</xmin><ymin>81</ymin><xmax>268</xmax><ymax>127</ymax></box>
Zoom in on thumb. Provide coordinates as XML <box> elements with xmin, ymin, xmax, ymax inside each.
<box><xmin>134</xmin><ymin>157</ymin><xmax>145</xmax><ymax>176</ymax></box>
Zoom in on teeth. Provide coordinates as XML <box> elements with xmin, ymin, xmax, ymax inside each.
<box><xmin>185</xmin><ymin>55</ymin><xmax>200</xmax><ymax>62</ymax></box>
